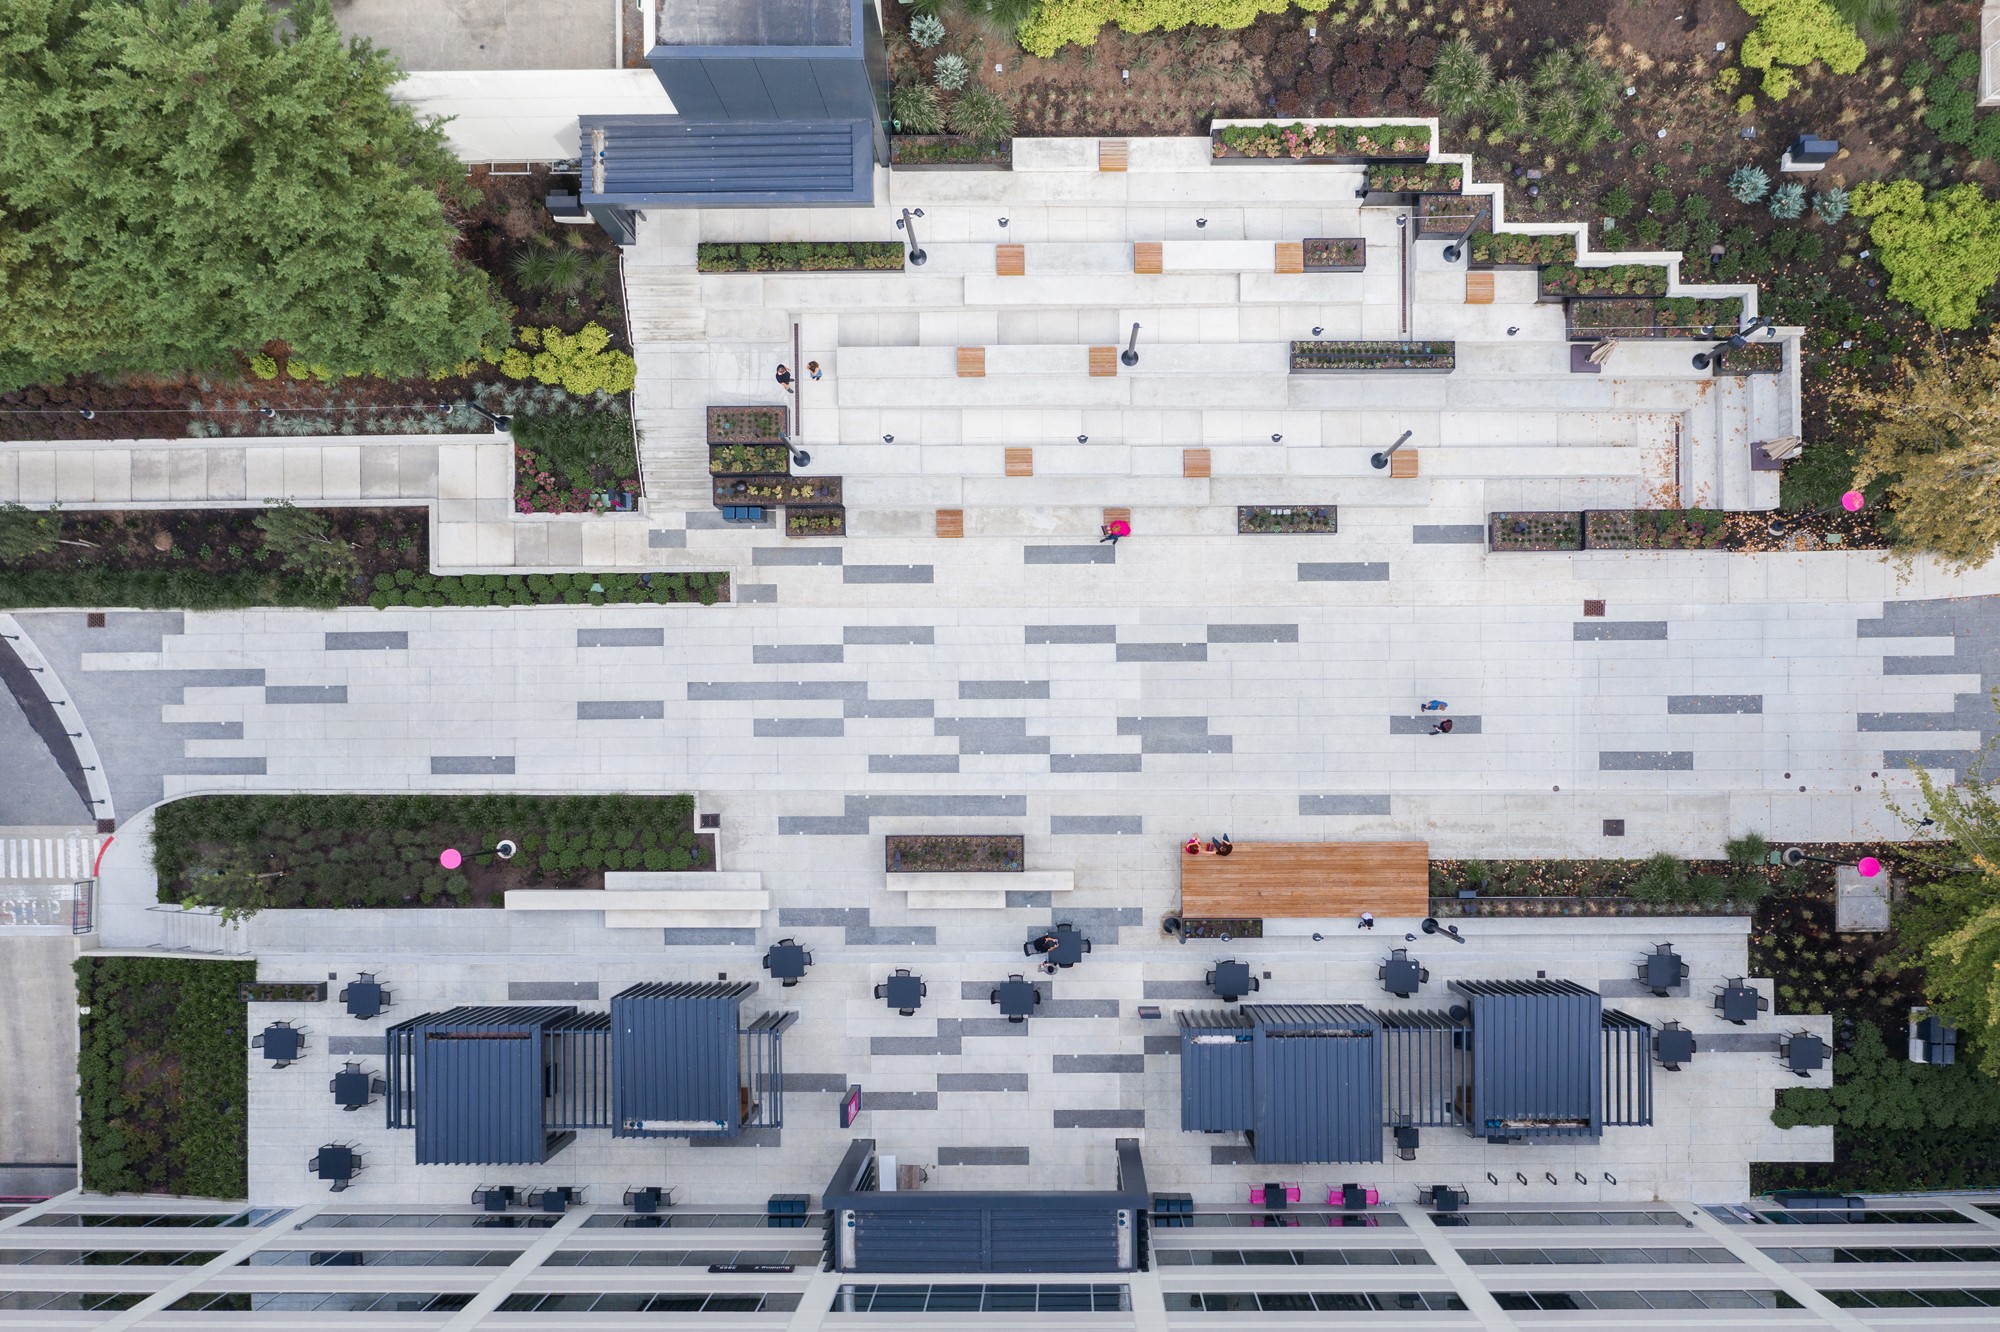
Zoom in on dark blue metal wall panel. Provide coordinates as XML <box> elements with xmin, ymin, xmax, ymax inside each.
<box><xmin>610</xmin><ymin>982</ymin><xmax>753</xmax><ymax>1138</ymax></box>
<box><xmin>1454</xmin><ymin>980</ymin><xmax>1603</xmax><ymax>1140</ymax></box>
<box><xmin>1248</xmin><ymin>1006</ymin><xmax>1383</xmax><ymax>1164</ymax></box>
<box><xmin>849</xmin><ymin>1200</ymin><xmax>1123</xmax><ymax>1273</ymax></box>
<box><xmin>1178</xmin><ymin>1011</ymin><xmax>1253</xmax><ymax>1133</ymax></box>
<box><xmin>404</xmin><ymin>1005</ymin><xmax>574</xmax><ymax>1165</ymax></box>
<box><xmin>762</xmin><ymin>58</ymin><xmax>829</xmax><ymax>122</ymax></box>
<box><xmin>580</xmin><ymin>116</ymin><xmax>872</xmax><ymax>208</ymax></box>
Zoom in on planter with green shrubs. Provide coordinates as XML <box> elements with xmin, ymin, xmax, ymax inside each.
<box><xmin>238</xmin><ymin>981</ymin><xmax>327</xmax><ymax>1003</ymax></box>
<box><xmin>706</xmin><ymin>405</ymin><xmax>789</xmax><ymax>444</ymax></box>
<box><xmin>889</xmin><ymin>135</ymin><xmax>1012</xmax><ymax>168</ymax></box>
<box><xmin>1566</xmin><ymin>295</ymin><xmax>1745</xmax><ymax>339</ymax></box>
<box><xmin>1716</xmin><ymin>341</ymin><xmax>1784</xmax><ymax>374</ymax></box>
<box><xmin>1210</xmin><ymin>122</ymin><xmax>1431</xmax><ymax>162</ymax></box>
<box><xmin>1238</xmin><ymin>505</ymin><xmax>1338</xmax><ymax>534</ymax></box>
<box><xmin>153</xmin><ymin>793</ymin><xmax>707</xmax><ymax>915</ymax></box>
<box><xmin>712</xmin><ymin>475</ymin><xmax>842</xmax><ymax>507</ymax></box>
<box><xmin>785</xmin><ymin>506</ymin><xmax>846</xmax><ymax>539</ymax></box>
<box><xmin>1584</xmin><ymin>509</ymin><xmax>1730</xmax><ymax>551</ymax></box>
<box><xmin>1289</xmin><ymin>340</ymin><xmax>1454</xmax><ymax>372</ymax></box>
<box><xmin>1489</xmin><ymin>511</ymin><xmax>1583</xmax><ymax>552</ymax></box>
<box><xmin>1362</xmin><ymin>162</ymin><xmax>1462</xmax><ymax>194</ymax></box>
<box><xmin>697</xmin><ymin>242</ymin><xmax>905</xmax><ymax>274</ymax></box>
<box><xmin>1537</xmin><ymin>262</ymin><xmax>1671</xmax><ymax>301</ymax></box>
<box><xmin>709</xmin><ymin>443</ymin><xmax>794</xmax><ymax>476</ymax></box>
<box><xmin>1467</xmin><ymin>230</ymin><xmax>1578</xmax><ymax>269</ymax></box>
<box><xmin>885</xmin><ymin>834</ymin><xmax>1024</xmax><ymax>873</ymax></box>
<box><xmin>366</xmin><ymin>569</ymin><xmax>727</xmax><ymax>608</ymax></box>
<box><xmin>1302</xmin><ymin>238</ymin><xmax>1366</xmax><ymax>271</ymax></box>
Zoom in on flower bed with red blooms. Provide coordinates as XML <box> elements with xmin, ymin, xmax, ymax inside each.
<box><xmin>514</xmin><ymin>446</ymin><xmax>635</xmax><ymax>515</ymax></box>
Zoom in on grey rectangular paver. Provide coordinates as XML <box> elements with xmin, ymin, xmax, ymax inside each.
<box><xmin>1116</xmin><ymin>642</ymin><xmax>1207</xmax><ymax>662</ymax></box>
<box><xmin>1669</xmin><ymin>694</ymin><xmax>1763</xmax><ymax>714</ymax></box>
<box><xmin>1053</xmin><ymin>1054</ymin><xmax>1145</xmax><ymax>1074</ymax></box>
<box><xmin>850</xmin><ymin>794</ymin><xmax>1024</xmax><ymax>817</ymax></box>
<box><xmin>1389</xmin><ymin>714</ymin><xmax>1482</xmax><ymax>734</ymax></box>
<box><xmin>1412</xmin><ymin>524</ymin><xmax>1488</xmax><ymax>544</ymax></box>
<box><xmin>1024</xmin><ymin>545</ymin><xmax>1115</xmax><ymax>565</ymax></box>
<box><xmin>1006</xmin><ymin>891</ymin><xmax>1052</xmax><ymax>908</ymax></box>
<box><xmin>753</xmin><ymin>547</ymin><xmax>842</xmax><ymax>566</ymax></box>
<box><xmin>508</xmin><ymin>982</ymin><xmax>599</xmax><ymax>1001</ymax></box>
<box><xmin>845</xmin><ymin>697</ymin><xmax>935</xmax><ymax>718</ymax></box>
<box><xmin>578</xmin><ymin>628</ymin><xmax>665</xmax><ymax>648</ymax></box>
<box><xmin>872</xmin><ymin>1035</ymin><xmax>961</xmax><ymax>1055</ymax></box>
<box><xmin>1050</xmin><ymin>753</ymin><xmax>1142</xmax><ymax>773</ymax></box>
<box><xmin>1025</xmin><ymin>625</ymin><xmax>1117</xmax><ymax>644</ymax></box>
<box><xmin>778</xmin><ymin>816</ymin><xmax>872</xmax><ymax>835</ymax></box>
<box><xmin>777</xmin><ymin>908</ymin><xmax>870</xmax><ymax>927</ymax></box>
<box><xmin>857</xmin><ymin>1091</ymin><xmax>939</xmax><ymax>1111</ymax></box>
<box><xmin>937</xmin><ymin>1147</ymin><xmax>1031</xmax><ymax>1166</ymax></box>
<box><xmin>327</xmin><ymin>1036</ymin><xmax>386</xmax><ymax>1056</ymax></box>
<box><xmin>937</xmin><ymin>1073</ymin><xmax>1029</xmax><ymax>1092</ymax></box>
<box><xmin>1209</xmin><ymin>1145</ymin><xmax>1256</xmax><ymax>1164</ymax></box>
<box><xmin>1575</xmin><ymin>622</ymin><xmax>1669</xmax><ymax>641</ymax></box>
<box><xmin>960</xmin><ymin>680</ymin><xmax>1051</xmax><ymax>699</ymax></box>
<box><xmin>1050</xmin><ymin>815</ymin><xmax>1142</xmax><ymax>835</ymax></box>
<box><xmin>754</xmin><ymin>644</ymin><xmax>844</xmax><ymax>664</ymax></box>
<box><xmin>1053</xmin><ymin>1110</ymin><xmax>1144</xmax><ymax>1128</ymax></box>
<box><xmin>646</xmin><ymin>530</ymin><xmax>687</xmax><ymax>549</ymax></box>
<box><xmin>325</xmin><ymin>631</ymin><xmax>408</xmax><ymax>651</ymax></box>
<box><xmin>1882</xmin><ymin>747</ymin><xmax>1978</xmax><ymax>773</ymax></box>
<box><xmin>957</xmin><ymin>1019</ymin><xmax>1032</xmax><ymax>1038</ymax></box>
<box><xmin>934</xmin><ymin>717</ymin><xmax>1049</xmax><ymax>754</ymax></box>
<box><xmin>660</xmin><ymin>928</ymin><xmax>756</xmax><ymax>946</ymax></box>
<box><xmin>691</xmin><ymin>1127</ymin><xmax>779</xmax><ymax>1148</ymax></box>
<box><xmin>781</xmin><ymin>1074</ymin><xmax>851</xmax><ymax>1092</ymax></box>
<box><xmin>578</xmin><ymin>701</ymin><xmax>665</xmax><ymax>720</ymax></box>
<box><xmin>735</xmin><ymin>584</ymin><xmax>778</xmax><ymax>603</ymax></box>
<box><xmin>844</xmin><ymin>626</ymin><xmax>935</xmax><ymax>645</ymax></box>
<box><xmin>173</xmin><ymin>757</ymin><xmax>268</xmax><ymax>775</ymax></box>
<box><xmin>1043</xmin><ymin>1000</ymin><xmax>1121</xmax><ymax>1018</ymax></box>
<box><xmin>1207</xmin><ymin>624</ymin><xmax>1299</xmax><ymax>643</ymax></box>
<box><xmin>755</xmin><ymin>718</ymin><xmax>843</xmax><ymax>738</ymax></box>
<box><xmin>691</xmin><ymin>682</ymin><xmax>867</xmax><ymax>701</ymax></box>
<box><xmin>846</xmin><ymin>925</ymin><xmax>936</xmax><ymax>946</ymax></box>
<box><xmin>182</xmin><ymin>669</ymin><xmax>267</xmax><ymax>689</ymax></box>
<box><xmin>1858</xmin><ymin>711</ymin><xmax>1963</xmax><ymax>731</ymax></box>
<box><xmin>1145</xmin><ymin>1035</ymin><xmax>1182</xmax><ymax>1055</ymax></box>
<box><xmin>1599</xmin><ymin>751</ymin><xmax>1695</xmax><ymax>771</ymax></box>
<box><xmin>1299</xmin><ymin>562</ymin><xmax>1389</xmax><ymax>582</ymax></box>
<box><xmin>431</xmin><ymin>755</ymin><xmax>515</xmax><ymax>775</ymax></box>
<box><xmin>264</xmin><ymin>685</ymin><xmax>347</xmax><ymax>705</ymax></box>
<box><xmin>1300</xmin><ymin>794</ymin><xmax>1392</xmax><ymax>816</ymax></box>
<box><xmin>1142</xmin><ymin>980</ymin><xmax>1215</xmax><ymax>999</ymax></box>
<box><xmin>844</xmin><ymin>564</ymin><xmax>933</xmax><ymax>584</ymax></box>
<box><xmin>870</xmin><ymin>754</ymin><xmax>960</xmax><ymax>773</ymax></box>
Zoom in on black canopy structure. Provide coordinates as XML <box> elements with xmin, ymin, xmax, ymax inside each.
<box><xmin>385</xmin><ymin>987</ymin><xmax>795</xmax><ymax>1164</ymax></box>
<box><xmin>822</xmin><ymin>1139</ymin><xmax>1150</xmax><ymax>1274</ymax></box>
<box><xmin>1178</xmin><ymin>1006</ymin><xmax>1384</xmax><ymax>1164</ymax></box>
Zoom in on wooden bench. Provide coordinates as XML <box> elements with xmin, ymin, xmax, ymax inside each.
<box><xmin>1183</xmin><ymin>448</ymin><xmax>1211</xmax><ymax>479</ymax></box>
<box><xmin>1389</xmin><ymin>450</ymin><xmax>1420</xmax><ymax>479</ymax></box>
<box><xmin>1004</xmin><ymin>447</ymin><xmax>1034</xmax><ymax>477</ymax></box>
<box><xmin>1179</xmin><ymin>842</ymin><xmax>1429</xmax><ymax>920</ymax></box>
<box><xmin>1088</xmin><ymin>346</ymin><xmax>1119</xmax><ymax>377</ymax></box>
<box><xmin>935</xmin><ymin>508</ymin><xmax>964</xmax><ymax>538</ymax></box>
<box><xmin>1274</xmin><ymin>242</ymin><xmax>1305</xmax><ymax>274</ymax></box>
<box><xmin>1133</xmin><ymin>241</ymin><xmax>1163</xmax><ymax>274</ymax></box>
<box><xmin>956</xmin><ymin>347</ymin><xmax>986</xmax><ymax>378</ymax></box>
<box><xmin>1464</xmin><ymin>272</ymin><xmax>1495</xmax><ymax>304</ymax></box>
<box><xmin>1099</xmin><ymin>139</ymin><xmax>1128</xmax><ymax>172</ymax></box>
<box><xmin>996</xmin><ymin>244</ymin><xmax>1025</xmax><ymax>276</ymax></box>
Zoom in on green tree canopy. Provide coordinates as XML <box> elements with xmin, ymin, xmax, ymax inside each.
<box><xmin>1020</xmin><ymin>0</ymin><xmax>1332</xmax><ymax>58</ymax></box>
<box><xmin>1844</xmin><ymin>334</ymin><xmax>2000</xmax><ymax>570</ymax></box>
<box><xmin>0</xmin><ymin>0</ymin><xmax>509</xmax><ymax>392</ymax></box>
<box><xmin>1738</xmin><ymin>0</ymin><xmax>1867</xmax><ymax>99</ymax></box>
<box><xmin>1850</xmin><ymin>179</ymin><xmax>2000</xmax><ymax>330</ymax></box>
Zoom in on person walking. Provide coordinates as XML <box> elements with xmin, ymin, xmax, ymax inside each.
<box><xmin>775</xmin><ymin>364</ymin><xmax>794</xmax><ymax>393</ymax></box>
<box><xmin>807</xmin><ymin>361</ymin><xmax>822</xmax><ymax>381</ymax></box>
<box><xmin>1358</xmin><ymin>911</ymin><xmax>1375</xmax><ymax>930</ymax></box>
<box><xmin>1420</xmin><ymin>700</ymin><xmax>1449</xmax><ymax>712</ymax></box>
<box><xmin>1100</xmin><ymin>519</ymin><xmax>1130</xmax><ymax>545</ymax></box>
<box><xmin>1428</xmin><ymin>718</ymin><xmax>1453</xmax><ymax>735</ymax></box>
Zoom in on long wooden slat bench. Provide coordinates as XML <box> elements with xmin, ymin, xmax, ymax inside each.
<box><xmin>1179</xmin><ymin>842</ymin><xmax>1429</xmax><ymax>919</ymax></box>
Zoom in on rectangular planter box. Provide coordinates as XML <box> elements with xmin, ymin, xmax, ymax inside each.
<box><xmin>1489</xmin><ymin>511</ymin><xmax>1583</xmax><ymax>552</ymax></box>
<box><xmin>1302</xmin><ymin>238</ymin><xmax>1365</xmax><ymax>272</ymax></box>
<box><xmin>1536</xmin><ymin>263</ymin><xmax>1671</xmax><ymax>303</ymax></box>
<box><xmin>785</xmin><ymin>505</ymin><xmax>845</xmax><ymax>539</ymax></box>
<box><xmin>1209</xmin><ymin>123</ymin><xmax>1430</xmax><ymax>164</ymax></box>
<box><xmin>707</xmin><ymin>405</ymin><xmax>789</xmax><ymax>445</ymax></box>
<box><xmin>239</xmin><ymin>982</ymin><xmax>327</xmax><ymax>1003</ymax></box>
<box><xmin>1179</xmin><ymin>917</ymin><xmax>1264</xmax><ymax>939</ymax></box>
<box><xmin>1238</xmin><ymin>505</ymin><xmax>1338</xmax><ymax>534</ymax></box>
<box><xmin>1585</xmin><ymin>509</ymin><xmax>1731</xmax><ymax>551</ymax></box>
<box><xmin>1290</xmin><ymin>340</ymin><xmax>1454</xmax><ymax>373</ymax></box>
<box><xmin>885</xmin><ymin>834</ymin><xmax>1025</xmax><ymax>873</ymax></box>
<box><xmin>1362</xmin><ymin>162</ymin><xmax>1462</xmax><ymax>194</ymax></box>
<box><xmin>709</xmin><ymin>443</ymin><xmax>794</xmax><ymax>476</ymax></box>
<box><xmin>889</xmin><ymin>135</ymin><xmax>1012</xmax><ymax>169</ymax></box>
<box><xmin>1416</xmin><ymin>194</ymin><xmax>1483</xmax><ymax>237</ymax></box>
<box><xmin>713</xmin><ymin>475</ymin><xmax>842</xmax><ymax>507</ymax></box>
<box><xmin>696</xmin><ymin>242</ymin><xmax>905</xmax><ymax>273</ymax></box>
<box><xmin>1467</xmin><ymin>230</ymin><xmax>1577</xmax><ymax>270</ymax></box>
<box><xmin>1566</xmin><ymin>296</ymin><xmax>1748</xmax><ymax>340</ymax></box>
<box><xmin>1717</xmin><ymin>343</ymin><xmax>1783</xmax><ymax>374</ymax></box>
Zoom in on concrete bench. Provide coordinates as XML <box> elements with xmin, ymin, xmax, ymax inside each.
<box><xmin>505</xmin><ymin>871</ymin><xmax>768</xmax><ymax>930</ymax></box>
<box><xmin>889</xmin><ymin>870</ymin><xmax>1074</xmax><ymax>910</ymax></box>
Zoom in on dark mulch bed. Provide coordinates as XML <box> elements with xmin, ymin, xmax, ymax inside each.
<box><xmin>1</xmin><ymin>507</ymin><xmax>427</xmax><ymax>580</ymax></box>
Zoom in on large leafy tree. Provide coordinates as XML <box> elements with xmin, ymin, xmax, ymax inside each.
<box><xmin>0</xmin><ymin>0</ymin><xmax>509</xmax><ymax>391</ymax></box>
<box><xmin>1844</xmin><ymin>334</ymin><xmax>2000</xmax><ymax>570</ymax></box>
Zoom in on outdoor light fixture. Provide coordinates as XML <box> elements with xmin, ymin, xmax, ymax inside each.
<box><xmin>78</xmin><ymin>409</ymin><xmax>95</xmax><ymax>420</ymax></box>
<box><xmin>897</xmin><ymin>208</ymin><xmax>926</xmax><ymax>266</ymax></box>
<box><xmin>1779</xmin><ymin>847</ymin><xmax>1883</xmax><ymax>876</ymax></box>
<box><xmin>998</xmin><ymin>217</ymin><xmax>1008</xmax><ymax>227</ymax></box>
<box><xmin>1506</xmin><ymin>326</ymin><xmax>1520</xmax><ymax>336</ymax></box>
<box><xmin>1442</xmin><ymin>242</ymin><xmax>1462</xmax><ymax>263</ymax></box>
<box><xmin>883</xmin><ymin>433</ymin><xmax>895</xmax><ymax>443</ymax></box>
<box><xmin>1396</xmin><ymin>213</ymin><xmax>1408</xmax><ymax>227</ymax></box>
<box><xmin>466</xmin><ymin>402</ymin><xmax>511</xmax><ymax>432</ymax></box>
<box><xmin>1271</xmin><ymin>433</ymin><xmax>1282</xmax><ymax>443</ymax></box>
<box><xmin>1691</xmin><ymin>346</ymin><xmax>1724</xmax><ymax>370</ymax></box>
<box><xmin>1120</xmin><ymin>322</ymin><xmax>1141</xmax><ymax>367</ymax></box>
<box><xmin>1077</xmin><ymin>434</ymin><xmax>1088</xmax><ymax>444</ymax></box>
<box><xmin>1311</xmin><ymin>326</ymin><xmax>1324</xmax><ymax>336</ymax></box>
<box><xmin>1121</xmin><ymin>68</ymin><xmax>1129</xmax><ymax>83</ymax></box>
<box><xmin>1196</xmin><ymin>217</ymin><xmax>1207</xmax><ymax>228</ymax></box>
<box><xmin>790</xmin><ymin>448</ymin><xmax>811</xmax><ymax>468</ymax></box>
<box><xmin>1371</xmin><ymin>428</ymin><xmax>1413</xmax><ymax>470</ymax></box>
<box><xmin>259</xmin><ymin>407</ymin><xmax>276</xmax><ymax>419</ymax></box>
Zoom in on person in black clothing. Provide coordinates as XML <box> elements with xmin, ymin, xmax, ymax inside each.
<box><xmin>775</xmin><ymin>364</ymin><xmax>794</xmax><ymax>393</ymax></box>
<box><xmin>1030</xmin><ymin>932</ymin><xmax>1060</xmax><ymax>955</ymax></box>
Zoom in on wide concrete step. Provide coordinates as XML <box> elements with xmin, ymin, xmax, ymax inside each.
<box><xmin>606</xmin><ymin>910</ymin><xmax>767</xmax><ymax>929</ymax></box>
<box><xmin>623</xmin><ymin>269</ymin><xmax>706</xmax><ymax>341</ymax></box>
<box><xmin>507</xmin><ymin>888</ymin><xmax>773</xmax><ymax>913</ymax></box>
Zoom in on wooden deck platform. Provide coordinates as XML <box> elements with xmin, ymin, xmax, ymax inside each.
<box><xmin>1179</xmin><ymin>841</ymin><xmax>1430</xmax><ymax>919</ymax></box>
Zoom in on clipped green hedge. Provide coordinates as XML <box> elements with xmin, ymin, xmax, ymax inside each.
<box><xmin>367</xmin><ymin>570</ymin><xmax>725</xmax><ymax>608</ymax></box>
<box><xmin>77</xmin><ymin>955</ymin><xmax>257</xmax><ymax>1198</ymax></box>
<box><xmin>696</xmin><ymin>241</ymin><xmax>905</xmax><ymax>273</ymax></box>
<box><xmin>0</xmin><ymin>568</ymin><xmax>345</xmax><ymax>611</ymax></box>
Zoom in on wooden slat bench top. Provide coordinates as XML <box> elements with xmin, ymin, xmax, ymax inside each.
<box><xmin>1133</xmin><ymin>241</ymin><xmax>1163</xmax><ymax>274</ymax></box>
<box><xmin>1099</xmin><ymin>139</ymin><xmax>1128</xmax><ymax>172</ymax></box>
<box><xmin>1389</xmin><ymin>450</ymin><xmax>1420</xmax><ymax>479</ymax></box>
<box><xmin>935</xmin><ymin>508</ymin><xmax>964</xmax><ymax>538</ymax></box>
<box><xmin>996</xmin><ymin>244</ymin><xmax>1025</xmax><ymax>275</ymax></box>
<box><xmin>1274</xmin><ymin>241</ymin><xmax>1305</xmax><ymax>274</ymax></box>
<box><xmin>1088</xmin><ymin>346</ymin><xmax>1119</xmax><ymax>377</ymax></box>
<box><xmin>1181</xmin><ymin>841</ymin><xmax>1430</xmax><ymax>919</ymax></box>
<box><xmin>1182</xmin><ymin>448</ymin><xmax>1211</xmax><ymax>478</ymax></box>
<box><xmin>1464</xmin><ymin>272</ymin><xmax>1495</xmax><ymax>304</ymax></box>
<box><xmin>1102</xmin><ymin>507</ymin><xmax>1130</xmax><ymax>528</ymax></box>
<box><xmin>956</xmin><ymin>346</ymin><xmax>986</xmax><ymax>377</ymax></box>
<box><xmin>1004</xmin><ymin>447</ymin><xmax>1034</xmax><ymax>477</ymax></box>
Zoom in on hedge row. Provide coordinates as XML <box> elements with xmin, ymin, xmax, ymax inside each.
<box><xmin>366</xmin><ymin>570</ymin><xmax>726</xmax><ymax>608</ymax></box>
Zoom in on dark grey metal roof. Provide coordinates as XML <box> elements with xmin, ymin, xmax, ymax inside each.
<box><xmin>1451</xmin><ymin>980</ymin><xmax>1603</xmax><ymax>1140</ymax></box>
<box><xmin>1247</xmin><ymin>1005</ymin><xmax>1382</xmax><ymax>1164</ymax></box>
<box><xmin>659</xmin><ymin>0</ymin><xmax>854</xmax><ymax>49</ymax></box>
<box><xmin>610</xmin><ymin>982</ymin><xmax>754</xmax><ymax>1138</ymax></box>
<box><xmin>397</xmin><ymin>1005</ymin><xmax>579</xmax><ymax>1165</ymax></box>
<box><xmin>1378</xmin><ymin>1009</ymin><xmax>1468</xmax><ymax>1131</ymax></box>
<box><xmin>1178</xmin><ymin>1011</ymin><xmax>1253</xmax><ymax>1133</ymax></box>
<box><xmin>579</xmin><ymin>116</ymin><xmax>872</xmax><ymax>207</ymax></box>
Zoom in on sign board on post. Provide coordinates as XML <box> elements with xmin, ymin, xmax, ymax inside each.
<box><xmin>839</xmin><ymin>1084</ymin><xmax>862</xmax><ymax>1129</ymax></box>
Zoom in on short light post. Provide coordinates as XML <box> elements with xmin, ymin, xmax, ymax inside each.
<box><xmin>1371</xmin><ymin>429</ymin><xmax>1413</xmax><ymax>471</ymax></box>
<box><xmin>896</xmin><ymin>208</ymin><xmax>926</xmax><ymax>266</ymax></box>
<box><xmin>1120</xmin><ymin>322</ymin><xmax>1141</xmax><ymax>367</ymax></box>
<box><xmin>466</xmin><ymin>402</ymin><xmax>512</xmax><ymax>433</ymax></box>
<box><xmin>439</xmin><ymin>840</ymin><xmax>519</xmax><ymax>870</ymax></box>
<box><xmin>1773</xmin><ymin>848</ymin><xmax>1882</xmax><ymax>877</ymax></box>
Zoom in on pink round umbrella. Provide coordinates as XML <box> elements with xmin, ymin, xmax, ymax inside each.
<box><xmin>1856</xmin><ymin>856</ymin><xmax>1882</xmax><ymax>877</ymax></box>
<box><xmin>1841</xmin><ymin>490</ymin><xmax>1865</xmax><ymax>512</ymax></box>
<box><xmin>439</xmin><ymin>848</ymin><xmax>463</xmax><ymax>870</ymax></box>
